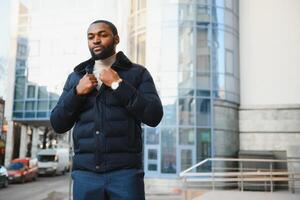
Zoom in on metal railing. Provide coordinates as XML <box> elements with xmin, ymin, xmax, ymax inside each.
<box><xmin>180</xmin><ymin>158</ymin><xmax>300</xmax><ymax>193</ymax></box>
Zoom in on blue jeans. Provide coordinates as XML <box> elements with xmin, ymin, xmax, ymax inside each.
<box><xmin>71</xmin><ymin>169</ymin><xmax>145</xmax><ymax>200</ymax></box>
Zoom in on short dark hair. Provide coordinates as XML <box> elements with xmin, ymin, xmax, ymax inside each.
<box><xmin>90</xmin><ymin>20</ymin><xmax>118</xmax><ymax>36</ymax></box>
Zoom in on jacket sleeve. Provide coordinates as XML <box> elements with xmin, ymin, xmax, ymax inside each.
<box><xmin>50</xmin><ymin>74</ymin><xmax>86</xmax><ymax>133</ymax></box>
<box><xmin>112</xmin><ymin>68</ymin><xmax>163</xmax><ymax>127</ymax></box>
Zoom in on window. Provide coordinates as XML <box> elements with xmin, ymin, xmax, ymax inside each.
<box><xmin>197</xmin><ymin>55</ymin><xmax>210</xmax><ymax>73</ymax></box>
<box><xmin>225</xmin><ymin>49</ymin><xmax>234</xmax><ymax>75</ymax></box>
<box><xmin>197</xmin><ymin>28</ymin><xmax>208</xmax><ymax>48</ymax></box>
<box><xmin>196</xmin><ymin>98</ymin><xmax>211</xmax><ymax>126</ymax></box>
<box><xmin>161</xmin><ymin>128</ymin><xmax>176</xmax><ymax>174</ymax></box>
<box><xmin>27</xmin><ymin>85</ymin><xmax>36</xmax><ymax>99</ymax></box>
<box><xmin>196</xmin><ymin>129</ymin><xmax>211</xmax><ymax>172</ymax></box>
<box><xmin>131</xmin><ymin>0</ymin><xmax>137</xmax><ymax>13</ymax></box>
<box><xmin>137</xmin><ymin>34</ymin><xmax>146</xmax><ymax>66</ymax></box>
<box><xmin>225</xmin><ymin>0</ymin><xmax>233</xmax><ymax>9</ymax></box>
<box><xmin>49</xmin><ymin>100</ymin><xmax>57</xmax><ymax>110</ymax></box>
<box><xmin>16</xmin><ymin>59</ymin><xmax>26</xmax><ymax>68</ymax></box>
<box><xmin>138</xmin><ymin>0</ymin><xmax>146</xmax><ymax>10</ymax></box>
<box><xmin>146</xmin><ymin>127</ymin><xmax>159</xmax><ymax>145</ymax></box>
<box><xmin>13</xmin><ymin>101</ymin><xmax>24</xmax><ymax>111</ymax></box>
<box><xmin>25</xmin><ymin>101</ymin><xmax>35</xmax><ymax>111</ymax></box>
<box><xmin>161</xmin><ymin>97</ymin><xmax>177</xmax><ymax>126</ymax></box>
<box><xmin>148</xmin><ymin>149</ymin><xmax>157</xmax><ymax>160</ymax></box>
<box><xmin>14</xmin><ymin>77</ymin><xmax>26</xmax><ymax>100</ymax></box>
<box><xmin>38</xmin><ymin>86</ymin><xmax>48</xmax><ymax>99</ymax></box>
<box><xmin>179</xmin><ymin>128</ymin><xmax>195</xmax><ymax>145</ymax></box>
<box><xmin>37</xmin><ymin>100</ymin><xmax>48</xmax><ymax>111</ymax></box>
<box><xmin>179</xmin><ymin>97</ymin><xmax>195</xmax><ymax>125</ymax></box>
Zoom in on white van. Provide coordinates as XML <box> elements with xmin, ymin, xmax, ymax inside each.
<box><xmin>37</xmin><ymin>148</ymin><xmax>70</xmax><ymax>176</ymax></box>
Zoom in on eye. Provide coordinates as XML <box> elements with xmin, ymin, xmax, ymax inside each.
<box><xmin>88</xmin><ymin>35</ymin><xmax>94</xmax><ymax>40</ymax></box>
<box><xmin>100</xmin><ymin>33</ymin><xmax>109</xmax><ymax>38</ymax></box>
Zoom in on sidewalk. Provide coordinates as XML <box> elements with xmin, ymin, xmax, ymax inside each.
<box><xmin>43</xmin><ymin>191</ymin><xmax>181</xmax><ymax>200</ymax></box>
<box><xmin>194</xmin><ymin>190</ymin><xmax>300</xmax><ymax>200</ymax></box>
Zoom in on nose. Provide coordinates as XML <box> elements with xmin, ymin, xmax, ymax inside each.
<box><xmin>93</xmin><ymin>35</ymin><xmax>101</xmax><ymax>44</ymax></box>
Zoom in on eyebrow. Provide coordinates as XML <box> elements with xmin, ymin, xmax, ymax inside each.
<box><xmin>87</xmin><ymin>30</ymin><xmax>108</xmax><ymax>35</ymax></box>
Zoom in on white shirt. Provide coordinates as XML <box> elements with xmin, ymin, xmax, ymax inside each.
<box><xmin>93</xmin><ymin>54</ymin><xmax>116</xmax><ymax>90</ymax></box>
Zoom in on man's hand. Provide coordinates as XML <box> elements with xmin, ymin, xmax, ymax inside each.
<box><xmin>100</xmin><ymin>68</ymin><xmax>121</xmax><ymax>87</ymax></box>
<box><xmin>76</xmin><ymin>74</ymin><xmax>98</xmax><ymax>95</ymax></box>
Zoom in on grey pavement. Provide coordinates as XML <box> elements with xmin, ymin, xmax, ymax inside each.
<box><xmin>194</xmin><ymin>190</ymin><xmax>300</xmax><ymax>200</ymax></box>
<box><xmin>0</xmin><ymin>174</ymin><xmax>182</xmax><ymax>200</ymax></box>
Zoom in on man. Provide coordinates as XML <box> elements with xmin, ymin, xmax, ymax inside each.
<box><xmin>50</xmin><ymin>20</ymin><xmax>163</xmax><ymax>200</ymax></box>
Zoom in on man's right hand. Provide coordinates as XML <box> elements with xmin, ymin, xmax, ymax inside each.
<box><xmin>76</xmin><ymin>74</ymin><xmax>98</xmax><ymax>96</ymax></box>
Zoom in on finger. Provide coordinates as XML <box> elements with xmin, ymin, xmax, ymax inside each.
<box><xmin>90</xmin><ymin>80</ymin><xmax>98</xmax><ymax>84</ymax></box>
<box><xmin>87</xmin><ymin>75</ymin><xmax>97</xmax><ymax>81</ymax></box>
<box><xmin>86</xmin><ymin>74</ymin><xmax>96</xmax><ymax>79</ymax></box>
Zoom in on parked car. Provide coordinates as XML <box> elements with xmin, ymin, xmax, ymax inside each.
<box><xmin>37</xmin><ymin>148</ymin><xmax>69</xmax><ymax>176</ymax></box>
<box><xmin>0</xmin><ymin>165</ymin><xmax>8</xmax><ymax>188</ymax></box>
<box><xmin>7</xmin><ymin>158</ymin><xmax>38</xmax><ymax>183</ymax></box>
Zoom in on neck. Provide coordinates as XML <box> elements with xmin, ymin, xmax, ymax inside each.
<box><xmin>95</xmin><ymin>53</ymin><xmax>116</xmax><ymax>66</ymax></box>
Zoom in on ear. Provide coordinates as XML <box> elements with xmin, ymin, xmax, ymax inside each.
<box><xmin>114</xmin><ymin>35</ymin><xmax>120</xmax><ymax>45</ymax></box>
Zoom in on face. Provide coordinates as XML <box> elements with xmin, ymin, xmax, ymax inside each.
<box><xmin>87</xmin><ymin>22</ymin><xmax>119</xmax><ymax>60</ymax></box>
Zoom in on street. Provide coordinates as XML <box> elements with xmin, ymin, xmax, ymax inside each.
<box><xmin>0</xmin><ymin>173</ymin><xmax>182</xmax><ymax>200</ymax></box>
<box><xmin>0</xmin><ymin>174</ymin><xmax>71</xmax><ymax>200</ymax></box>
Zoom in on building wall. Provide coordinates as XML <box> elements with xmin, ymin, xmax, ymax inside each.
<box><xmin>239</xmin><ymin>0</ymin><xmax>300</xmax><ymax>160</ymax></box>
<box><xmin>240</xmin><ymin>0</ymin><xmax>300</xmax><ymax>105</ymax></box>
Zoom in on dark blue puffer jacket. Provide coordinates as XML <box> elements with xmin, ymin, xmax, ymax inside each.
<box><xmin>50</xmin><ymin>51</ymin><xmax>163</xmax><ymax>173</ymax></box>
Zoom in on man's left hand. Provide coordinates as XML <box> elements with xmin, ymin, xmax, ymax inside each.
<box><xmin>100</xmin><ymin>68</ymin><xmax>120</xmax><ymax>87</ymax></box>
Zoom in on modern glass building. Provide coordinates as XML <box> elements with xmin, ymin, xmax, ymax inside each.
<box><xmin>129</xmin><ymin>0</ymin><xmax>239</xmax><ymax>177</ymax></box>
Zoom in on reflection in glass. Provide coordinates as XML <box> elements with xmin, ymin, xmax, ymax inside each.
<box><xmin>148</xmin><ymin>164</ymin><xmax>157</xmax><ymax>171</ymax></box>
<box><xmin>196</xmin><ymin>73</ymin><xmax>210</xmax><ymax>95</ymax></box>
<box><xmin>137</xmin><ymin>34</ymin><xmax>146</xmax><ymax>66</ymax></box>
<box><xmin>196</xmin><ymin>98</ymin><xmax>211</xmax><ymax>126</ymax></box>
<box><xmin>25</xmin><ymin>101</ymin><xmax>35</xmax><ymax>111</ymax></box>
<box><xmin>181</xmin><ymin>149</ymin><xmax>192</xmax><ymax>171</ymax></box>
<box><xmin>14</xmin><ymin>77</ymin><xmax>26</xmax><ymax>100</ymax></box>
<box><xmin>161</xmin><ymin>128</ymin><xmax>176</xmax><ymax>174</ymax></box>
<box><xmin>37</xmin><ymin>100</ymin><xmax>48</xmax><ymax>111</ymax></box>
<box><xmin>179</xmin><ymin>26</ymin><xmax>194</xmax><ymax>70</ymax></box>
<box><xmin>178</xmin><ymin>71</ymin><xmax>194</xmax><ymax>90</ymax></box>
<box><xmin>146</xmin><ymin>127</ymin><xmax>159</xmax><ymax>145</ymax></box>
<box><xmin>179</xmin><ymin>128</ymin><xmax>194</xmax><ymax>145</ymax></box>
<box><xmin>38</xmin><ymin>86</ymin><xmax>48</xmax><ymax>99</ymax></box>
<box><xmin>197</xmin><ymin>54</ymin><xmax>210</xmax><ymax>73</ymax></box>
<box><xmin>161</xmin><ymin>97</ymin><xmax>177</xmax><ymax>126</ymax></box>
<box><xmin>49</xmin><ymin>100</ymin><xmax>57</xmax><ymax>110</ymax></box>
<box><xmin>27</xmin><ymin>85</ymin><xmax>36</xmax><ymax>98</ymax></box>
<box><xmin>196</xmin><ymin>129</ymin><xmax>211</xmax><ymax>172</ymax></box>
<box><xmin>25</xmin><ymin>112</ymin><xmax>35</xmax><ymax>118</ymax></box>
<box><xmin>179</xmin><ymin>97</ymin><xmax>195</xmax><ymax>125</ymax></box>
<box><xmin>13</xmin><ymin>102</ymin><xmax>24</xmax><ymax>111</ymax></box>
<box><xmin>148</xmin><ymin>149</ymin><xmax>158</xmax><ymax>160</ymax></box>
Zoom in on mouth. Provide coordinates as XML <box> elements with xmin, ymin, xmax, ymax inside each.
<box><xmin>93</xmin><ymin>46</ymin><xmax>104</xmax><ymax>53</ymax></box>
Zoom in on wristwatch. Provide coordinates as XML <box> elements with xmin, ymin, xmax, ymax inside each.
<box><xmin>111</xmin><ymin>78</ymin><xmax>122</xmax><ymax>90</ymax></box>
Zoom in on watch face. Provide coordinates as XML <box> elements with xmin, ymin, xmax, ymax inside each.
<box><xmin>112</xmin><ymin>82</ymin><xmax>119</xmax><ymax>90</ymax></box>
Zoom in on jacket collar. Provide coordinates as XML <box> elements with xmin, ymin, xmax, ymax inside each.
<box><xmin>74</xmin><ymin>51</ymin><xmax>132</xmax><ymax>75</ymax></box>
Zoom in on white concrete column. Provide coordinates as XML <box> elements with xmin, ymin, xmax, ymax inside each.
<box><xmin>19</xmin><ymin>125</ymin><xmax>27</xmax><ymax>158</ymax></box>
<box><xmin>31</xmin><ymin>127</ymin><xmax>39</xmax><ymax>158</ymax></box>
<box><xmin>4</xmin><ymin>121</ymin><xmax>14</xmax><ymax>166</ymax></box>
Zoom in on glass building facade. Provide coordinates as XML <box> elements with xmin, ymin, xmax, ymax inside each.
<box><xmin>129</xmin><ymin>0</ymin><xmax>239</xmax><ymax>177</ymax></box>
